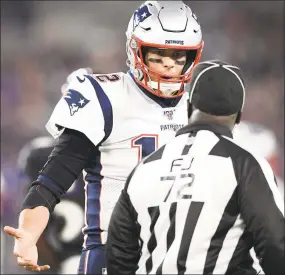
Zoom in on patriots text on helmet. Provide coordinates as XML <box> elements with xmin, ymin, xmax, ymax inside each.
<box><xmin>165</xmin><ymin>40</ymin><xmax>184</xmax><ymax>45</ymax></box>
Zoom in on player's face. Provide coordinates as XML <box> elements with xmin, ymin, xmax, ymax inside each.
<box><xmin>145</xmin><ymin>48</ymin><xmax>187</xmax><ymax>82</ymax></box>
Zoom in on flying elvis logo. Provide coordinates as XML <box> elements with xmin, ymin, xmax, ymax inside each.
<box><xmin>133</xmin><ymin>4</ymin><xmax>152</xmax><ymax>30</ymax></box>
<box><xmin>64</xmin><ymin>89</ymin><xmax>90</xmax><ymax>116</ymax></box>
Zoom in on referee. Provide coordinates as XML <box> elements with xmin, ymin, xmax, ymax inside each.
<box><xmin>105</xmin><ymin>60</ymin><xmax>284</xmax><ymax>275</ymax></box>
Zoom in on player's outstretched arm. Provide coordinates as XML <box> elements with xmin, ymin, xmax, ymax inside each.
<box><xmin>4</xmin><ymin>128</ymin><xmax>97</xmax><ymax>272</ymax></box>
<box><xmin>4</xmin><ymin>206</ymin><xmax>50</xmax><ymax>272</ymax></box>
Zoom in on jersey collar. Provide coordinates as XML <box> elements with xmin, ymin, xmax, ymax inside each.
<box><xmin>176</xmin><ymin>122</ymin><xmax>233</xmax><ymax>138</ymax></box>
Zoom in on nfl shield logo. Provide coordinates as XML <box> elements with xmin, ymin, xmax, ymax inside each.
<box><xmin>166</xmin><ymin>113</ymin><xmax>173</xmax><ymax>120</ymax></box>
<box><xmin>164</xmin><ymin>110</ymin><xmax>175</xmax><ymax>120</ymax></box>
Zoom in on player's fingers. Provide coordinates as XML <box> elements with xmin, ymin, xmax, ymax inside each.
<box><xmin>24</xmin><ymin>265</ymin><xmax>50</xmax><ymax>272</ymax></box>
<box><xmin>38</xmin><ymin>265</ymin><xmax>50</xmax><ymax>272</ymax></box>
<box><xmin>13</xmin><ymin>251</ymin><xmax>21</xmax><ymax>258</ymax></box>
<box><xmin>17</xmin><ymin>257</ymin><xmax>37</xmax><ymax>267</ymax></box>
<box><xmin>4</xmin><ymin>226</ymin><xmax>22</xmax><ymax>239</ymax></box>
<box><xmin>24</xmin><ymin>265</ymin><xmax>39</xmax><ymax>272</ymax></box>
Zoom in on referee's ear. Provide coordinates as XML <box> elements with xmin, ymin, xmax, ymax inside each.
<box><xmin>187</xmin><ymin>100</ymin><xmax>193</xmax><ymax>119</ymax></box>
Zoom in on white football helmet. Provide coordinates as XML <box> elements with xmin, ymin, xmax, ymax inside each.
<box><xmin>126</xmin><ymin>1</ymin><xmax>204</xmax><ymax>98</ymax></box>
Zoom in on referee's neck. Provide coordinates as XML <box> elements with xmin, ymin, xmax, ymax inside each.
<box><xmin>188</xmin><ymin>109</ymin><xmax>236</xmax><ymax>132</ymax></box>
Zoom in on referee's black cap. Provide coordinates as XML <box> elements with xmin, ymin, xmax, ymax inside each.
<box><xmin>188</xmin><ymin>60</ymin><xmax>245</xmax><ymax>116</ymax></box>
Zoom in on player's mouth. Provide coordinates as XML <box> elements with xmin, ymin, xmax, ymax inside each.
<box><xmin>148</xmin><ymin>71</ymin><xmax>180</xmax><ymax>82</ymax></box>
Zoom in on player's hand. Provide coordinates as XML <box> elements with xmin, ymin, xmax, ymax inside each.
<box><xmin>3</xmin><ymin>226</ymin><xmax>50</xmax><ymax>272</ymax></box>
<box><xmin>61</xmin><ymin>67</ymin><xmax>93</xmax><ymax>94</ymax></box>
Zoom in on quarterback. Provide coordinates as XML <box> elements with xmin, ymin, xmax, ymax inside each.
<box><xmin>4</xmin><ymin>1</ymin><xmax>203</xmax><ymax>274</ymax></box>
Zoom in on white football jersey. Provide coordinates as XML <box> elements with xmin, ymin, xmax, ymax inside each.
<box><xmin>46</xmin><ymin>71</ymin><xmax>188</xmax><ymax>247</ymax></box>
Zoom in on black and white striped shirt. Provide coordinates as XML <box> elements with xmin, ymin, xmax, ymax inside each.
<box><xmin>106</xmin><ymin>122</ymin><xmax>284</xmax><ymax>275</ymax></box>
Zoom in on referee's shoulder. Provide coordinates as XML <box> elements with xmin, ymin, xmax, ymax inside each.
<box><xmin>221</xmin><ymin>135</ymin><xmax>274</xmax><ymax>176</ymax></box>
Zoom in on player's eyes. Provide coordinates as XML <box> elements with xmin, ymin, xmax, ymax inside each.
<box><xmin>152</xmin><ymin>50</ymin><xmax>186</xmax><ymax>59</ymax></box>
<box><xmin>147</xmin><ymin>48</ymin><xmax>187</xmax><ymax>63</ymax></box>
<box><xmin>150</xmin><ymin>49</ymin><xmax>164</xmax><ymax>56</ymax></box>
<box><xmin>172</xmin><ymin>51</ymin><xmax>186</xmax><ymax>59</ymax></box>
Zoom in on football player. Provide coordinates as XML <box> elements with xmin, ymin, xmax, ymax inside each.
<box><xmin>14</xmin><ymin>68</ymin><xmax>96</xmax><ymax>275</ymax></box>
<box><xmin>4</xmin><ymin>1</ymin><xmax>204</xmax><ymax>274</ymax></box>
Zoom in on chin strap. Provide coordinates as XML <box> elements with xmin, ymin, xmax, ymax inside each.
<box><xmin>148</xmin><ymin>79</ymin><xmax>183</xmax><ymax>97</ymax></box>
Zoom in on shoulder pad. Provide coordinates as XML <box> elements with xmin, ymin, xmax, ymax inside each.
<box><xmin>46</xmin><ymin>73</ymin><xmax>116</xmax><ymax>146</ymax></box>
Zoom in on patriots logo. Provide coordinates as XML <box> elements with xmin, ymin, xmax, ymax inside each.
<box><xmin>133</xmin><ymin>4</ymin><xmax>152</xmax><ymax>30</ymax></box>
<box><xmin>64</xmin><ymin>89</ymin><xmax>90</xmax><ymax>116</ymax></box>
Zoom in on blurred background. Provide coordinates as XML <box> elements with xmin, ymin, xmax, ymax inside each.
<box><xmin>1</xmin><ymin>1</ymin><xmax>284</xmax><ymax>274</ymax></box>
